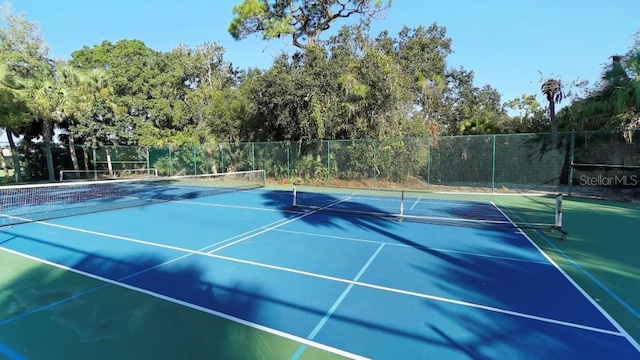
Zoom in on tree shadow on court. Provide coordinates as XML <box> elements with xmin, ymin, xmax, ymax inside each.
<box><xmin>260</xmin><ymin>190</ymin><xmax>560</xmax><ymax>311</ymax></box>
<box><xmin>260</xmin><ymin>189</ymin><xmax>541</xmax><ymax>254</ymax></box>
<box><xmin>0</xmin><ymin>230</ymin><xmax>302</xmax><ymax>360</ymax></box>
<box><xmin>257</xmin><ymin>190</ymin><xmax>639</xmax><ymax>357</ymax></box>
<box><xmin>415</xmin><ymin>298</ymin><xmax>630</xmax><ymax>359</ymax></box>
<box><xmin>0</xmin><ymin>219</ymin><xmax>566</xmax><ymax>359</ymax></box>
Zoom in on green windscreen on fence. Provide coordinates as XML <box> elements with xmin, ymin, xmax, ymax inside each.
<box><xmin>3</xmin><ymin>131</ymin><xmax>638</xmax><ymax>195</ymax></box>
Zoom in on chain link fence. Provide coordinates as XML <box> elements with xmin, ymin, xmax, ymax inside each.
<box><xmin>2</xmin><ymin>131</ymin><xmax>639</xmax><ymax>196</ymax></box>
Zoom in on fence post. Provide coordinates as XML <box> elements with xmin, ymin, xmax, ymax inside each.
<box><xmin>491</xmin><ymin>134</ymin><xmax>497</xmax><ymax>192</ymax></box>
<box><xmin>327</xmin><ymin>140</ymin><xmax>331</xmax><ymax>183</ymax></box>
<box><xmin>168</xmin><ymin>146</ymin><xmax>173</xmax><ymax>176</ymax></box>
<box><xmin>92</xmin><ymin>148</ymin><xmax>97</xmax><ymax>179</ymax></box>
<box><xmin>146</xmin><ymin>147</ymin><xmax>150</xmax><ymax>171</ymax></box>
<box><xmin>426</xmin><ymin>138</ymin><xmax>431</xmax><ymax>189</ymax></box>
<box><xmin>373</xmin><ymin>142</ymin><xmax>377</xmax><ymax>188</ymax></box>
<box><xmin>220</xmin><ymin>144</ymin><xmax>225</xmax><ymax>173</ymax></box>
<box><xmin>251</xmin><ymin>143</ymin><xmax>255</xmax><ymax>170</ymax></box>
<box><xmin>568</xmin><ymin>131</ymin><xmax>576</xmax><ymax>195</ymax></box>
<box><xmin>193</xmin><ymin>144</ymin><xmax>197</xmax><ymax>175</ymax></box>
<box><xmin>286</xmin><ymin>144</ymin><xmax>290</xmax><ymax>180</ymax></box>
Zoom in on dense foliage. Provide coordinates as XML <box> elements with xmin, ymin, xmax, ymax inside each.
<box><xmin>1</xmin><ymin>2</ymin><xmax>638</xmax><ymax>183</ymax></box>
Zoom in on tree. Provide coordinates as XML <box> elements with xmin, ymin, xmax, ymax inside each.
<box><xmin>58</xmin><ymin>66</ymin><xmax>113</xmax><ymax>173</ymax></box>
<box><xmin>559</xmin><ymin>39</ymin><xmax>640</xmax><ymax>136</ymax></box>
<box><xmin>375</xmin><ymin>24</ymin><xmax>452</xmax><ymax>127</ymax></box>
<box><xmin>540</xmin><ymin>78</ymin><xmax>563</xmax><ymax>140</ymax></box>
<box><xmin>0</xmin><ymin>63</ymin><xmax>29</xmax><ymax>181</ymax></box>
<box><xmin>0</xmin><ymin>3</ymin><xmax>51</xmax><ymax>182</ymax></box>
<box><xmin>504</xmin><ymin>94</ymin><xmax>546</xmax><ymax>133</ymax></box>
<box><xmin>70</xmin><ymin>39</ymin><xmax>160</xmax><ymax>135</ymax></box>
<box><xmin>22</xmin><ymin>62</ymin><xmax>67</xmax><ymax>181</ymax></box>
<box><xmin>228</xmin><ymin>0</ymin><xmax>391</xmax><ymax>50</ymax></box>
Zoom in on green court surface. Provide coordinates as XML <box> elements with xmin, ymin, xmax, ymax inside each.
<box><xmin>495</xmin><ymin>194</ymin><xmax>640</xmax><ymax>343</ymax></box>
<box><xmin>0</xmin><ymin>250</ymin><xmax>348</xmax><ymax>360</ymax></box>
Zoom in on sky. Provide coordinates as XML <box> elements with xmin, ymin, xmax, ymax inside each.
<box><xmin>5</xmin><ymin>0</ymin><xmax>640</xmax><ymax>106</ymax></box>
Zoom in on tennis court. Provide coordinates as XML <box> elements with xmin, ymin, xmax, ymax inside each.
<box><xmin>0</xmin><ymin>171</ymin><xmax>638</xmax><ymax>359</ymax></box>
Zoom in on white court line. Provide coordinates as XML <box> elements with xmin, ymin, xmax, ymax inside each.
<box><xmin>0</xmin><ymin>246</ymin><xmax>369</xmax><ymax>360</ymax></box>
<box><xmin>172</xmin><ymin>200</ymin><xmax>287</xmax><ymax>213</ymax></box>
<box><xmin>271</xmin><ymin>228</ymin><xmax>553</xmax><ymax>266</ymax></box>
<box><xmin>207</xmin><ymin>195</ymin><xmax>354</xmax><ymax>254</ymax></box>
<box><xmin>197</xmin><ymin>215</ymin><xmax>297</xmax><ymax>252</ymax></box>
<box><xmin>291</xmin><ymin>243</ymin><xmax>386</xmax><ymax>360</ymax></box>
<box><xmin>409</xmin><ymin>195</ymin><xmax>423</xmax><ymax>210</ymax></box>
<box><xmin>432</xmin><ymin>191</ymin><xmax>548</xmax><ymax>196</ymax></box>
<box><xmin>0</xmin><ymin>217</ymin><xmax>625</xmax><ymax>338</ymax></box>
<box><xmin>490</xmin><ymin>201</ymin><xmax>640</xmax><ymax>352</ymax></box>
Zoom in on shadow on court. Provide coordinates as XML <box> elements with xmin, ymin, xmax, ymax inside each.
<box><xmin>1</xmin><ymin>191</ymin><xmax>637</xmax><ymax>359</ymax></box>
<box><xmin>255</xmin><ymin>190</ymin><xmax>639</xmax><ymax>358</ymax></box>
<box><xmin>260</xmin><ymin>190</ymin><xmax>549</xmax><ymax>311</ymax></box>
<box><xmin>0</xmin><ymin>224</ymin><xmax>557</xmax><ymax>360</ymax></box>
<box><xmin>0</xmin><ymin>233</ymin><xmax>287</xmax><ymax>360</ymax></box>
<box><xmin>260</xmin><ymin>190</ymin><xmax>534</xmax><ymax>253</ymax></box>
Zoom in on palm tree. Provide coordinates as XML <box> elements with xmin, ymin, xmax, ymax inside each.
<box><xmin>0</xmin><ymin>63</ymin><xmax>29</xmax><ymax>182</ymax></box>
<box><xmin>71</xmin><ymin>68</ymin><xmax>121</xmax><ymax>176</ymax></box>
<box><xmin>541</xmin><ymin>78</ymin><xmax>564</xmax><ymax>142</ymax></box>
<box><xmin>559</xmin><ymin>51</ymin><xmax>640</xmax><ymax>140</ymax></box>
<box><xmin>19</xmin><ymin>61</ymin><xmax>90</xmax><ymax>181</ymax></box>
<box><xmin>53</xmin><ymin>63</ymin><xmax>84</xmax><ymax>174</ymax></box>
<box><xmin>23</xmin><ymin>77</ymin><xmax>57</xmax><ymax>181</ymax></box>
<box><xmin>602</xmin><ymin>53</ymin><xmax>640</xmax><ymax>135</ymax></box>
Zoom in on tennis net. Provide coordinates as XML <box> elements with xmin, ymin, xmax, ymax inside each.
<box><xmin>59</xmin><ymin>168</ymin><xmax>159</xmax><ymax>181</ymax></box>
<box><xmin>0</xmin><ymin>170</ymin><xmax>265</xmax><ymax>227</ymax></box>
<box><xmin>291</xmin><ymin>185</ymin><xmax>565</xmax><ymax>234</ymax></box>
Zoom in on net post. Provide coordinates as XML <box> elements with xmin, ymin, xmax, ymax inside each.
<box><xmin>554</xmin><ymin>193</ymin><xmax>563</xmax><ymax>228</ymax></box>
<box><xmin>400</xmin><ymin>191</ymin><xmax>405</xmax><ymax>217</ymax></box>
<box><xmin>292</xmin><ymin>184</ymin><xmax>297</xmax><ymax>207</ymax></box>
<box><xmin>552</xmin><ymin>193</ymin><xmax>568</xmax><ymax>240</ymax></box>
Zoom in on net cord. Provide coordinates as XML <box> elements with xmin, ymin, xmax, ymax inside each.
<box><xmin>290</xmin><ymin>187</ymin><xmax>562</xmax><ymax>231</ymax></box>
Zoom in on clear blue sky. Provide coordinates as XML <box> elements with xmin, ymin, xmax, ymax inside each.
<box><xmin>6</xmin><ymin>0</ymin><xmax>640</xmax><ymax>105</ymax></box>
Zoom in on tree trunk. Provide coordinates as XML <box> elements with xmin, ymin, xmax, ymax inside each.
<box><xmin>43</xmin><ymin>119</ymin><xmax>56</xmax><ymax>181</ymax></box>
<box><xmin>106</xmin><ymin>149</ymin><xmax>114</xmax><ymax>176</ymax></box>
<box><xmin>0</xmin><ymin>147</ymin><xmax>9</xmax><ymax>181</ymax></box>
<box><xmin>68</xmin><ymin>135</ymin><xmax>80</xmax><ymax>179</ymax></box>
<box><xmin>549</xmin><ymin>100</ymin><xmax>558</xmax><ymax>145</ymax></box>
<box><xmin>83</xmin><ymin>147</ymin><xmax>90</xmax><ymax>172</ymax></box>
<box><xmin>5</xmin><ymin>127</ymin><xmax>23</xmax><ymax>183</ymax></box>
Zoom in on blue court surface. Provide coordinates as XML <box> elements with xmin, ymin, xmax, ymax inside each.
<box><xmin>0</xmin><ymin>188</ymin><xmax>638</xmax><ymax>359</ymax></box>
